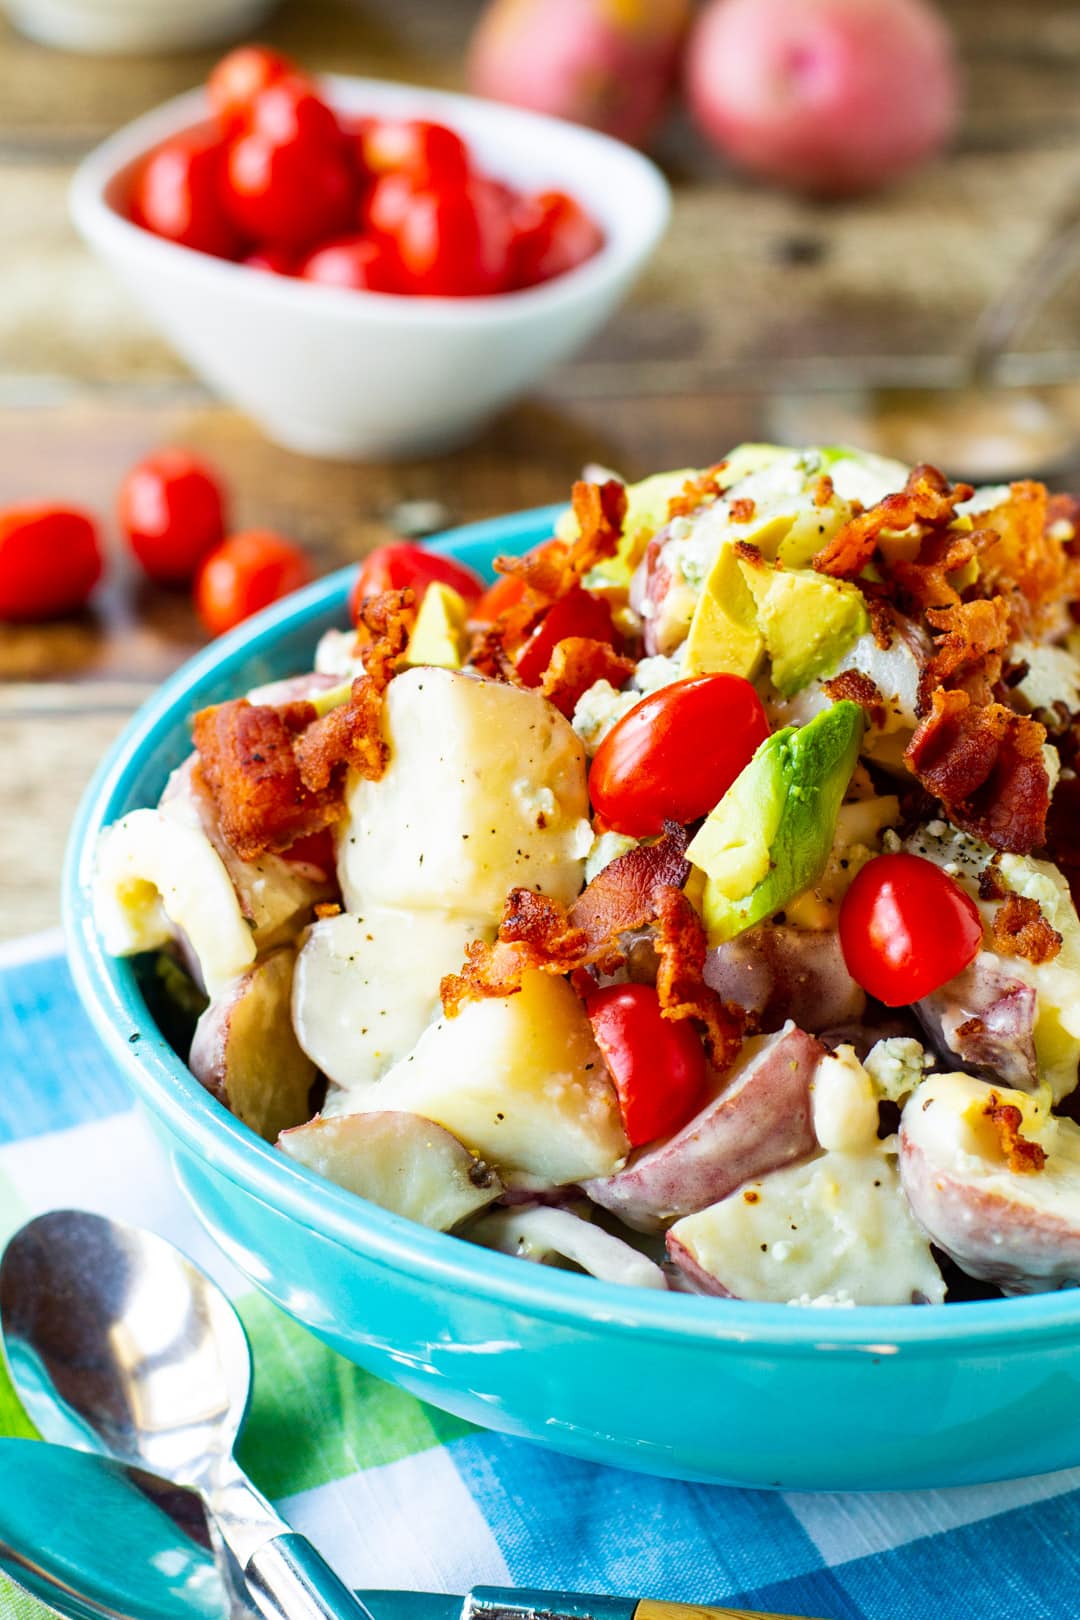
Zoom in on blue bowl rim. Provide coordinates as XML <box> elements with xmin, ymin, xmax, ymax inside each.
<box><xmin>62</xmin><ymin>501</ymin><xmax>1080</xmax><ymax>1356</ymax></box>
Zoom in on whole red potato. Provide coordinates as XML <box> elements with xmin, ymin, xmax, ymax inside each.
<box><xmin>467</xmin><ymin>0</ymin><xmax>690</xmax><ymax>148</ymax></box>
<box><xmin>686</xmin><ymin>0</ymin><xmax>960</xmax><ymax>195</ymax></box>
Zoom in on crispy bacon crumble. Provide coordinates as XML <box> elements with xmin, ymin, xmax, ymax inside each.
<box><xmin>821</xmin><ymin>669</ymin><xmax>887</xmax><ymax>728</ymax></box>
<box><xmin>905</xmin><ymin>688</ymin><xmax>1049</xmax><ymax>854</ymax></box>
<box><xmin>813</xmin><ymin>464</ymin><xmax>971</xmax><ymax>581</ymax></box>
<box><xmin>983</xmin><ymin>1092</ymin><xmax>1048</xmax><ymax>1174</ymax></box>
<box><xmin>194</xmin><ymin>588</ymin><xmax>416</xmax><ymax>860</ymax></box>
<box><xmin>539</xmin><ymin>637</ymin><xmax>635</xmax><ymax>718</ymax></box>
<box><xmin>439</xmin><ymin>826</ymin><xmax>743</xmax><ymax>1065</ymax></box>
<box><xmin>490</xmin><ymin>479</ymin><xmax>627</xmax><ymax>606</ymax></box>
<box><xmin>651</xmin><ymin>884</ymin><xmax>745</xmax><ymax>1069</ymax></box>
<box><xmin>990</xmin><ymin>892</ymin><xmax>1062</xmax><ymax>964</ymax></box>
<box><xmin>667</xmin><ymin>464</ymin><xmax>728</xmax><ymax>521</ymax></box>
<box><xmin>192</xmin><ymin>698</ymin><xmax>339</xmax><ymax>860</ymax></box>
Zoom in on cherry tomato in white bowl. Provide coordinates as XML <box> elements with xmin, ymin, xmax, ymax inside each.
<box><xmin>69</xmin><ymin>77</ymin><xmax>669</xmax><ymax>459</ymax></box>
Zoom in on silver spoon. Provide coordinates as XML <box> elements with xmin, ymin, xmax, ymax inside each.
<box><xmin>0</xmin><ymin>1210</ymin><xmax>373</xmax><ymax>1620</ymax></box>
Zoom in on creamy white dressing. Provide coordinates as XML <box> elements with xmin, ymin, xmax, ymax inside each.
<box><xmin>903</xmin><ymin>822</ymin><xmax>1080</xmax><ymax>1100</ymax></box>
<box><xmin>669</xmin><ymin>1146</ymin><xmax>945</xmax><ymax>1306</ymax></box>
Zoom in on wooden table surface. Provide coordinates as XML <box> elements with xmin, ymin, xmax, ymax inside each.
<box><xmin>3</xmin><ymin>0</ymin><xmax>1080</xmax><ymax>940</ymax></box>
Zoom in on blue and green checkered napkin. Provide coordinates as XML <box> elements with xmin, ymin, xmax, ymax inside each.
<box><xmin>2</xmin><ymin>931</ymin><xmax>1079</xmax><ymax>1620</ymax></box>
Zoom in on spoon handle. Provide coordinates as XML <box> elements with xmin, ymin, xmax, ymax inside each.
<box><xmin>245</xmin><ymin>1533</ymin><xmax>375</xmax><ymax>1620</ymax></box>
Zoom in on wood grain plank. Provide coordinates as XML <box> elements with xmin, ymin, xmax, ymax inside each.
<box><xmin>0</xmin><ymin>389</ymin><xmax>765</xmax><ymax>697</ymax></box>
<box><xmin>0</xmin><ymin>708</ymin><xmax>129</xmax><ymax>939</ymax></box>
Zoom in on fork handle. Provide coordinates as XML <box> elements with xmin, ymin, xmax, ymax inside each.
<box><xmin>638</xmin><ymin>1604</ymin><xmax>827</xmax><ymax>1620</ymax></box>
<box><xmin>469</xmin><ymin>1587</ymin><xmax>830</xmax><ymax>1620</ymax></box>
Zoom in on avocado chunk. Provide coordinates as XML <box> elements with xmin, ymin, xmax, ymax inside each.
<box><xmin>403</xmin><ymin>581</ymin><xmax>470</xmax><ymax>669</ymax></box>
<box><xmin>738</xmin><ymin>561</ymin><xmax>869</xmax><ymax>696</ymax></box>
<box><xmin>683</xmin><ymin>543</ymin><xmax>765</xmax><ymax>679</ymax></box>
<box><xmin>686</xmin><ymin>700</ymin><xmax>865</xmax><ymax>944</ymax></box>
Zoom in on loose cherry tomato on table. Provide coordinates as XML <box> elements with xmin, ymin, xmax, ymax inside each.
<box><xmin>838</xmin><ymin>852</ymin><xmax>983</xmax><ymax>1007</ymax></box>
<box><xmin>223</xmin><ymin>124</ymin><xmax>355</xmax><ymax>249</ymax></box>
<box><xmin>472</xmin><ymin>538</ymin><xmax>570</xmax><ymax>623</ymax></box>
<box><xmin>348</xmin><ymin>542</ymin><xmax>485</xmax><ymax>623</ymax></box>
<box><xmin>586</xmin><ymin>983</ymin><xmax>707</xmax><ymax>1147</ymax></box>
<box><xmin>0</xmin><ymin>506</ymin><xmax>102</xmax><ymax>621</ymax></box>
<box><xmin>510</xmin><ymin>191</ymin><xmax>605</xmax><ymax>288</ymax></box>
<box><xmin>300</xmin><ymin>234</ymin><xmax>401</xmax><ymax>292</ymax></box>
<box><xmin>589</xmin><ymin>675</ymin><xmax>771</xmax><ymax>838</ymax></box>
<box><xmin>514</xmin><ymin>585</ymin><xmax>618</xmax><ymax>686</ymax></box>
<box><xmin>196</xmin><ymin>530</ymin><xmax>312</xmax><ymax>636</ymax></box>
<box><xmin>356</xmin><ymin>119</ymin><xmax>469</xmax><ymax>188</ymax></box>
<box><xmin>388</xmin><ymin>177</ymin><xmax>512</xmax><ymax>296</ymax></box>
<box><xmin>129</xmin><ymin>130</ymin><xmax>242</xmax><ymax>258</ymax></box>
<box><xmin>118</xmin><ymin>450</ymin><xmax>227</xmax><ymax>586</ymax></box>
<box><xmin>208</xmin><ymin>44</ymin><xmax>298</xmax><ymax>131</ymax></box>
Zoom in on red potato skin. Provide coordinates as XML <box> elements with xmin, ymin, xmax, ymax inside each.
<box><xmin>665</xmin><ymin>1234</ymin><xmax>737</xmax><ymax>1297</ymax></box>
<box><xmin>636</xmin><ymin>533</ymin><xmax>688</xmax><ymax>657</ymax></box>
<box><xmin>704</xmin><ymin>924</ymin><xmax>866</xmax><ymax>1034</ymax></box>
<box><xmin>913</xmin><ymin>954</ymin><xmax>1038</xmax><ymax>1091</ymax></box>
<box><xmin>161</xmin><ymin>755</ymin><xmax>337</xmax><ymax>920</ymax></box>
<box><xmin>189</xmin><ymin>948</ymin><xmax>316</xmax><ymax>1143</ymax></box>
<box><xmin>898</xmin><ymin>1132</ymin><xmax>1080</xmax><ymax>1294</ymax></box>
<box><xmin>686</xmin><ymin>0</ymin><xmax>959</xmax><ymax>196</ymax></box>
<box><xmin>467</xmin><ymin>0</ymin><xmax>690</xmax><ymax>149</ymax></box>
<box><xmin>584</xmin><ymin>1024</ymin><xmax>822</xmax><ymax>1232</ymax></box>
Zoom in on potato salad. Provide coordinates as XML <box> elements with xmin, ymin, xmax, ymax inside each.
<box><xmin>94</xmin><ymin>445</ymin><xmax>1080</xmax><ymax>1306</ymax></box>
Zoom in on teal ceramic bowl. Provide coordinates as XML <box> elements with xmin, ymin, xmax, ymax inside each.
<box><xmin>64</xmin><ymin>505</ymin><xmax>1080</xmax><ymax>1492</ymax></box>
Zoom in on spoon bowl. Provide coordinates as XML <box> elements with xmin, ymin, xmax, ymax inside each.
<box><xmin>0</xmin><ymin>1210</ymin><xmax>251</xmax><ymax>1495</ymax></box>
<box><xmin>767</xmin><ymin>381</ymin><xmax>1079</xmax><ymax>486</ymax></box>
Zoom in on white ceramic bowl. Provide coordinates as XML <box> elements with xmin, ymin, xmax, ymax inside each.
<box><xmin>3</xmin><ymin>0</ymin><xmax>276</xmax><ymax>54</ymax></box>
<box><xmin>69</xmin><ymin>79</ymin><xmax>670</xmax><ymax>460</ymax></box>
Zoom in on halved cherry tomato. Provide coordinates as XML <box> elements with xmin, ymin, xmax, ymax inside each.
<box><xmin>838</xmin><ymin>852</ymin><xmax>983</xmax><ymax>1008</ymax></box>
<box><xmin>348</xmin><ymin>542</ymin><xmax>484</xmax><ymax>623</ymax></box>
<box><xmin>300</xmin><ymin>234</ymin><xmax>400</xmax><ymax>292</ymax></box>
<box><xmin>510</xmin><ymin>191</ymin><xmax>604</xmax><ymax>288</ymax></box>
<box><xmin>130</xmin><ymin>130</ymin><xmax>242</xmax><ymax>259</ymax></box>
<box><xmin>388</xmin><ymin>176</ymin><xmax>512</xmax><ymax>296</ymax></box>
<box><xmin>472</xmin><ymin>538</ymin><xmax>569</xmax><ymax>623</ymax></box>
<box><xmin>223</xmin><ymin>129</ymin><xmax>355</xmax><ymax>249</ymax></box>
<box><xmin>118</xmin><ymin>449</ymin><xmax>226</xmax><ymax>586</ymax></box>
<box><xmin>196</xmin><ymin>530</ymin><xmax>312</xmax><ymax>636</ymax></box>
<box><xmin>589</xmin><ymin>675</ymin><xmax>770</xmax><ymax>837</ymax></box>
<box><xmin>248</xmin><ymin>75</ymin><xmax>344</xmax><ymax>153</ymax></box>
<box><xmin>586</xmin><ymin>983</ymin><xmax>707</xmax><ymax>1147</ymax></box>
<box><xmin>0</xmin><ymin>505</ymin><xmax>102</xmax><ymax>621</ymax></box>
<box><xmin>208</xmin><ymin>45</ymin><xmax>298</xmax><ymax>131</ymax></box>
<box><xmin>515</xmin><ymin>585</ymin><xmax>618</xmax><ymax>686</ymax></box>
